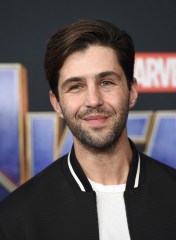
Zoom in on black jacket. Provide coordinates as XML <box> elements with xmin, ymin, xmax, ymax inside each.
<box><xmin>0</xmin><ymin>143</ymin><xmax>176</xmax><ymax>240</ymax></box>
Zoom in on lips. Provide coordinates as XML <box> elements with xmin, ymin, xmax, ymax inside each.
<box><xmin>83</xmin><ymin>115</ymin><xmax>109</xmax><ymax>121</ymax></box>
<box><xmin>82</xmin><ymin>115</ymin><xmax>110</xmax><ymax>126</ymax></box>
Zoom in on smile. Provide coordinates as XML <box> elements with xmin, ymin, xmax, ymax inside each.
<box><xmin>83</xmin><ymin>115</ymin><xmax>110</xmax><ymax>125</ymax></box>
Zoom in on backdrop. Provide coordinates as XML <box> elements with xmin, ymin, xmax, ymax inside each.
<box><xmin>0</xmin><ymin>0</ymin><xmax>176</xmax><ymax>201</ymax></box>
<box><xmin>0</xmin><ymin>0</ymin><xmax>176</xmax><ymax>111</ymax></box>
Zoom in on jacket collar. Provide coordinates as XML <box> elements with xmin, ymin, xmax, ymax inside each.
<box><xmin>68</xmin><ymin>148</ymin><xmax>93</xmax><ymax>192</ymax></box>
<box><xmin>66</xmin><ymin>139</ymin><xmax>141</xmax><ymax>192</ymax></box>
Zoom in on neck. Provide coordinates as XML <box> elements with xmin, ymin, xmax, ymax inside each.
<box><xmin>73</xmin><ymin>130</ymin><xmax>132</xmax><ymax>185</ymax></box>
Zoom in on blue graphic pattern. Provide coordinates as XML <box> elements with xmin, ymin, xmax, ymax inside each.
<box><xmin>147</xmin><ymin>114</ymin><xmax>176</xmax><ymax>168</ymax></box>
<box><xmin>0</xmin><ymin>69</ymin><xmax>20</xmax><ymax>184</ymax></box>
<box><xmin>29</xmin><ymin>115</ymin><xmax>57</xmax><ymax>176</ymax></box>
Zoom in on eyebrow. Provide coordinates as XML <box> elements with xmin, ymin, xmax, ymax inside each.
<box><xmin>61</xmin><ymin>71</ymin><xmax>121</xmax><ymax>90</ymax></box>
<box><xmin>61</xmin><ymin>77</ymin><xmax>85</xmax><ymax>90</ymax></box>
<box><xmin>95</xmin><ymin>71</ymin><xmax>121</xmax><ymax>80</ymax></box>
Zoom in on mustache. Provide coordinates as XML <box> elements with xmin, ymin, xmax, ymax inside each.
<box><xmin>76</xmin><ymin>107</ymin><xmax>114</xmax><ymax>119</ymax></box>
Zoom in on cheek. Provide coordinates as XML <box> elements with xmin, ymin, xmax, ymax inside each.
<box><xmin>60</xmin><ymin>99</ymin><xmax>81</xmax><ymax>119</ymax></box>
<box><xmin>104</xmin><ymin>91</ymin><xmax>128</xmax><ymax>104</ymax></box>
<box><xmin>106</xmin><ymin>94</ymin><xmax>130</xmax><ymax>113</ymax></box>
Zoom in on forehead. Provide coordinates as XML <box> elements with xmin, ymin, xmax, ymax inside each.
<box><xmin>59</xmin><ymin>45</ymin><xmax>124</xmax><ymax>82</ymax></box>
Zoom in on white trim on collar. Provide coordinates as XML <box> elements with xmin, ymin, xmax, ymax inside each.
<box><xmin>67</xmin><ymin>152</ymin><xmax>86</xmax><ymax>191</ymax></box>
<box><xmin>67</xmin><ymin>152</ymin><xmax>140</xmax><ymax>191</ymax></box>
<box><xmin>134</xmin><ymin>155</ymin><xmax>140</xmax><ymax>188</ymax></box>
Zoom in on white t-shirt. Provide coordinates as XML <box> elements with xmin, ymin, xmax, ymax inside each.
<box><xmin>89</xmin><ymin>179</ymin><xmax>131</xmax><ymax>240</ymax></box>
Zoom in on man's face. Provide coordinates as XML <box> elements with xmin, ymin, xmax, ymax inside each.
<box><xmin>50</xmin><ymin>45</ymin><xmax>137</xmax><ymax>151</ymax></box>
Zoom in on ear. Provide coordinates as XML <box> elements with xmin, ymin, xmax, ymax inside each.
<box><xmin>49</xmin><ymin>91</ymin><xmax>64</xmax><ymax>118</ymax></box>
<box><xmin>129</xmin><ymin>78</ymin><xmax>138</xmax><ymax>108</ymax></box>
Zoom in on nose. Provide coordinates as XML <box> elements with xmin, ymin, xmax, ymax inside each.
<box><xmin>84</xmin><ymin>85</ymin><xmax>104</xmax><ymax>108</ymax></box>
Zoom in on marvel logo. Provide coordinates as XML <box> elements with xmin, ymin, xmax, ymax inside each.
<box><xmin>134</xmin><ymin>53</ymin><xmax>176</xmax><ymax>92</ymax></box>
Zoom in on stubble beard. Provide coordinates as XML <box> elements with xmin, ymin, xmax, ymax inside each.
<box><xmin>60</xmin><ymin>100</ymin><xmax>130</xmax><ymax>153</ymax></box>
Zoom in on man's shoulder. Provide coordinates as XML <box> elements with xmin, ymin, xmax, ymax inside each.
<box><xmin>140</xmin><ymin>152</ymin><xmax>176</xmax><ymax>185</ymax></box>
<box><xmin>0</xmin><ymin>154</ymin><xmax>68</xmax><ymax>210</ymax></box>
<box><xmin>140</xmin><ymin>152</ymin><xmax>176</xmax><ymax>171</ymax></box>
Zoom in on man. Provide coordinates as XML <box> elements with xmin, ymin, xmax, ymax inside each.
<box><xmin>0</xmin><ymin>19</ymin><xmax>176</xmax><ymax>240</ymax></box>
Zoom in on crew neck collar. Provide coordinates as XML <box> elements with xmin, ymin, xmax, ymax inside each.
<box><xmin>88</xmin><ymin>178</ymin><xmax>126</xmax><ymax>193</ymax></box>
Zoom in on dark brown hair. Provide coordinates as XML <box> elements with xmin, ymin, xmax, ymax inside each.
<box><xmin>44</xmin><ymin>19</ymin><xmax>135</xmax><ymax>99</ymax></box>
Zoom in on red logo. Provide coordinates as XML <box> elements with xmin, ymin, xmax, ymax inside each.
<box><xmin>134</xmin><ymin>53</ymin><xmax>176</xmax><ymax>92</ymax></box>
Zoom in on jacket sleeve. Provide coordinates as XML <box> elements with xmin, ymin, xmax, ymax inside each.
<box><xmin>0</xmin><ymin>217</ymin><xmax>7</xmax><ymax>240</ymax></box>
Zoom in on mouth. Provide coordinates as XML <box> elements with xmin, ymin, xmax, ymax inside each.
<box><xmin>82</xmin><ymin>115</ymin><xmax>110</xmax><ymax>125</ymax></box>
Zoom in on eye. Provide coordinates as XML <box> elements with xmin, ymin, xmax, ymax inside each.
<box><xmin>101</xmin><ymin>80</ymin><xmax>114</xmax><ymax>86</ymax></box>
<box><xmin>68</xmin><ymin>84</ymin><xmax>82</xmax><ymax>92</ymax></box>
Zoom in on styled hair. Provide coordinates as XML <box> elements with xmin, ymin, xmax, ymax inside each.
<box><xmin>44</xmin><ymin>19</ymin><xmax>135</xmax><ymax>99</ymax></box>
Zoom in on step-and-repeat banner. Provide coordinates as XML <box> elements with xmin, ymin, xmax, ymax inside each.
<box><xmin>0</xmin><ymin>53</ymin><xmax>176</xmax><ymax>201</ymax></box>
